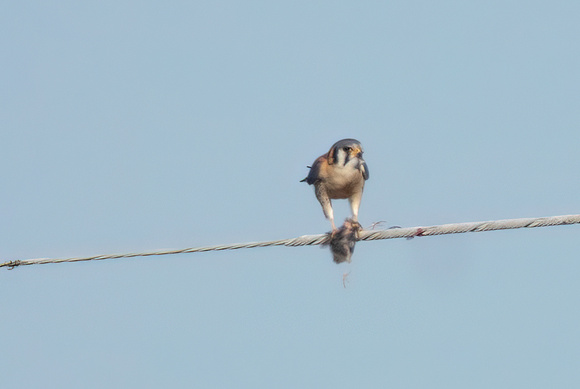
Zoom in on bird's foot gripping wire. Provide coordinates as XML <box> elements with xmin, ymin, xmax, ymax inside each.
<box><xmin>323</xmin><ymin>218</ymin><xmax>362</xmax><ymax>264</ymax></box>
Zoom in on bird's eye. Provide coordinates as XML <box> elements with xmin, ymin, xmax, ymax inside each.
<box><xmin>343</xmin><ymin>147</ymin><xmax>351</xmax><ymax>152</ymax></box>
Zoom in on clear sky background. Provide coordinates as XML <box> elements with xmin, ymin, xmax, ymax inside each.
<box><xmin>2</xmin><ymin>1</ymin><xmax>579</xmax><ymax>388</ymax></box>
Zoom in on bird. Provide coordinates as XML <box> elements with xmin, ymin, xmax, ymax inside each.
<box><xmin>301</xmin><ymin>138</ymin><xmax>369</xmax><ymax>231</ymax></box>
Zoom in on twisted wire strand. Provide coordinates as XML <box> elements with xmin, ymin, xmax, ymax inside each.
<box><xmin>2</xmin><ymin>214</ymin><xmax>579</xmax><ymax>269</ymax></box>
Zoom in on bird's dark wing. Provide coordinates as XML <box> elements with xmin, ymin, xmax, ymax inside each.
<box><xmin>361</xmin><ymin>161</ymin><xmax>370</xmax><ymax>180</ymax></box>
<box><xmin>301</xmin><ymin>157</ymin><xmax>324</xmax><ymax>185</ymax></box>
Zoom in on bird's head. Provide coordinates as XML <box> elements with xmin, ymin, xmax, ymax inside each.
<box><xmin>327</xmin><ymin>138</ymin><xmax>364</xmax><ymax>166</ymax></box>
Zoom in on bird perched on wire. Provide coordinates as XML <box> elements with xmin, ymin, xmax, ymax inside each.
<box><xmin>301</xmin><ymin>138</ymin><xmax>369</xmax><ymax>231</ymax></box>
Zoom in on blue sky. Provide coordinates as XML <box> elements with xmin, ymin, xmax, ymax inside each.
<box><xmin>2</xmin><ymin>1</ymin><xmax>580</xmax><ymax>388</ymax></box>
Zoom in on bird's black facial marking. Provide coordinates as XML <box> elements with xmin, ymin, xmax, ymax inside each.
<box><xmin>342</xmin><ymin>146</ymin><xmax>355</xmax><ymax>165</ymax></box>
<box><xmin>342</xmin><ymin>147</ymin><xmax>351</xmax><ymax>166</ymax></box>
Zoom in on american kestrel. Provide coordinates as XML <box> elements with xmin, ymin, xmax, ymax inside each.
<box><xmin>301</xmin><ymin>138</ymin><xmax>370</xmax><ymax>231</ymax></box>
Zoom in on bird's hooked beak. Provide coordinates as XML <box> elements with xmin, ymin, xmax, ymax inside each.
<box><xmin>352</xmin><ymin>146</ymin><xmax>363</xmax><ymax>159</ymax></box>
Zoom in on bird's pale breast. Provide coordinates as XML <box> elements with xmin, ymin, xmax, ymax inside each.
<box><xmin>321</xmin><ymin>166</ymin><xmax>365</xmax><ymax>199</ymax></box>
